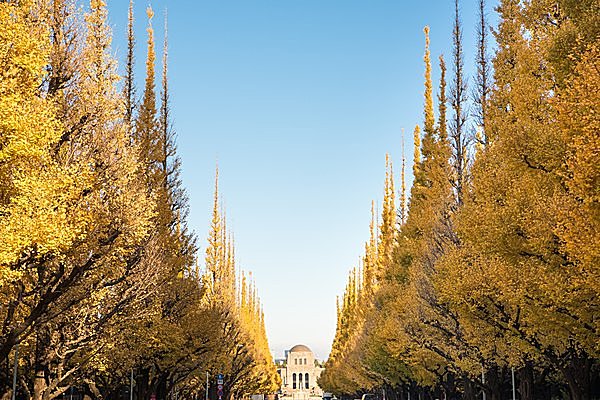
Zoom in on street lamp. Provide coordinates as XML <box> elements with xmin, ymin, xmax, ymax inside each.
<box><xmin>11</xmin><ymin>343</ymin><xmax>19</xmax><ymax>400</ymax></box>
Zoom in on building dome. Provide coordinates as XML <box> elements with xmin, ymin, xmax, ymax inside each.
<box><xmin>290</xmin><ymin>344</ymin><xmax>311</xmax><ymax>353</ymax></box>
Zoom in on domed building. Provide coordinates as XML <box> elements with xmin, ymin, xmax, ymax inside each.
<box><xmin>277</xmin><ymin>344</ymin><xmax>324</xmax><ymax>400</ymax></box>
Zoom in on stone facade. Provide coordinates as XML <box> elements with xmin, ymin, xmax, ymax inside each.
<box><xmin>277</xmin><ymin>344</ymin><xmax>324</xmax><ymax>400</ymax></box>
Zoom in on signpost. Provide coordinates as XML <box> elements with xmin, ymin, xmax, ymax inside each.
<box><xmin>216</xmin><ymin>374</ymin><xmax>224</xmax><ymax>400</ymax></box>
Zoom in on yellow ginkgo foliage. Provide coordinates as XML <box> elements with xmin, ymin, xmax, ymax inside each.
<box><xmin>0</xmin><ymin>0</ymin><xmax>77</xmax><ymax>271</ymax></box>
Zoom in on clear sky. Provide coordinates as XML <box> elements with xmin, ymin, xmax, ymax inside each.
<box><xmin>106</xmin><ymin>0</ymin><xmax>498</xmax><ymax>361</ymax></box>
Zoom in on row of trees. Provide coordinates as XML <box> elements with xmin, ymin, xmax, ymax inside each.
<box><xmin>319</xmin><ymin>0</ymin><xmax>599</xmax><ymax>399</ymax></box>
<box><xmin>0</xmin><ymin>1</ymin><xmax>279</xmax><ymax>400</ymax></box>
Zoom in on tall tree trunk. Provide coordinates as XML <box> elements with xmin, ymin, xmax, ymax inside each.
<box><xmin>1</xmin><ymin>355</ymin><xmax>10</xmax><ymax>400</ymax></box>
<box><xmin>483</xmin><ymin>365</ymin><xmax>504</xmax><ymax>400</ymax></box>
<box><xmin>461</xmin><ymin>376</ymin><xmax>476</xmax><ymax>400</ymax></box>
<box><xmin>517</xmin><ymin>362</ymin><xmax>535</xmax><ymax>400</ymax></box>
<box><xmin>33</xmin><ymin>329</ymin><xmax>50</xmax><ymax>400</ymax></box>
<box><xmin>135</xmin><ymin>368</ymin><xmax>150</xmax><ymax>400</ymax></box>
<box><xmin>154</xmin><ymin>376</ymin><xmax>167</xmax><ymax>400</ymax></box>
<box><xmin>561</xmin><ymin>352</ymin><xmax>591</xmax><ymax>400</ymax></box>
<box><xmin>440</xmin><ymin>372</ymin><xmax>460</xmax><ymax>399</ymax></box>
<box><xmin>397</xmin><ymin>386</ymin><xmax>405</xmax><ymax>400</ymax></box>
<box><xmin>408</xmin><ymin>382</ymin><xmax>417</xmax><ymax>400</ymax></box>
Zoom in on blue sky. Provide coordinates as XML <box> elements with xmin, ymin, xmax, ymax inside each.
<box><xmin>106</xmin><ymin>0</ymin><xmax>498</xmax><ymax>360</ymax></box>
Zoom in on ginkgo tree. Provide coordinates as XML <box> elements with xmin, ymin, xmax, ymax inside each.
<box><xmin>0</xmin><ymin>1</ymin><xmax>280</xmax><ymax>400</ymax></box>
<box><xmin>321</xmin><ymin>1</ymin><xmax>600</xmax><ymax>399</ymax></box>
